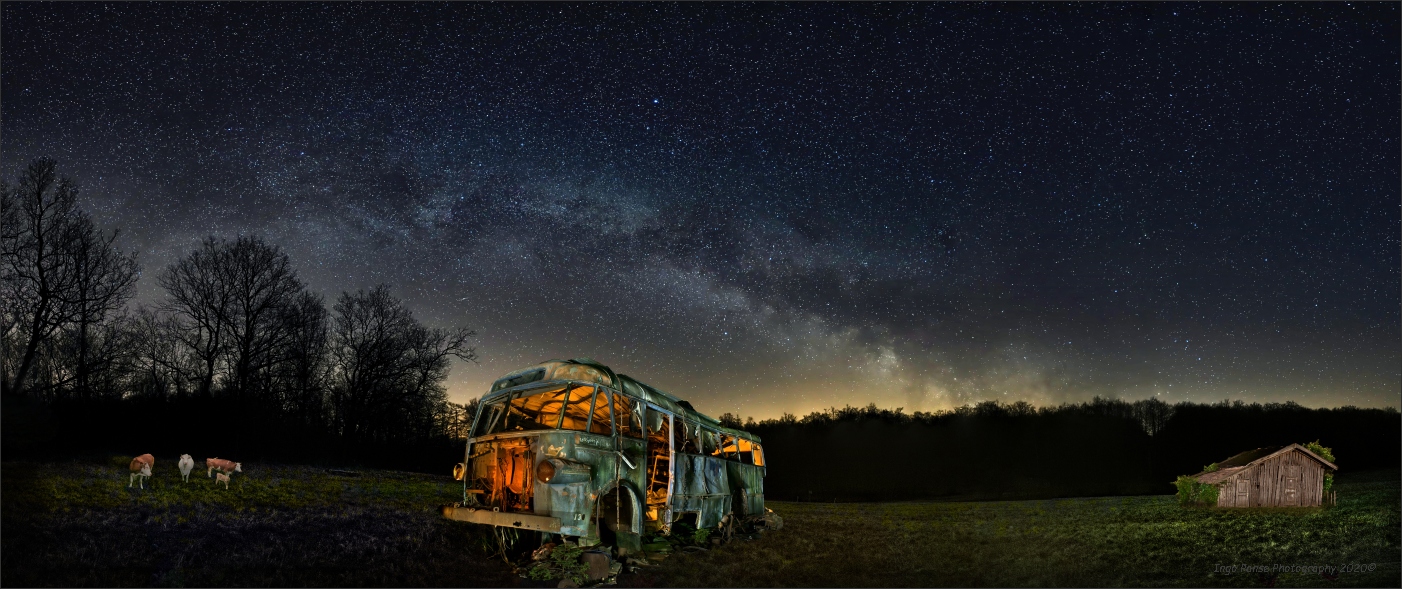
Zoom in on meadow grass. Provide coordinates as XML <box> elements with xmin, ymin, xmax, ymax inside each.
<box><xmin>1</xmin><ymin>458</ymin><xmax>516</xmax><ymax>587</ymax></box>
<box><xmin>3</xmin><ymin>458</ymin><xmax>1397</xmax><ymax>587</ymax></box>
<box><xmin>645</xmin><ymin>468</ymin><xmax>1400</xmax><ymax>587</ymax></box>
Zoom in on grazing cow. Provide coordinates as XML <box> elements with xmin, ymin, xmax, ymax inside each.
<box><xmin>128</xmin><ymin>454</ymin><xmax>154</xmax><ymax>489</ymax></box>
<box><xmin>215</xmin><ymin>472</ymin><xmax>231</xmax><ymax>489</ymax></box>
<box><xmin>178</xmin><ymin>454</ymin><xmax>195</xmax><ymax>482</ymax></box>
<box><xmin>206</xmin><ymin>458</ymin><xmax>242</xmax><ymax>478</ymax></box>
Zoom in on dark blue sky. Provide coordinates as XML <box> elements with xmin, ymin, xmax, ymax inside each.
<box><xmin>3</xmin><ymin>2</ymin><xmax>1397</xmax><ymax>417</ymax></box>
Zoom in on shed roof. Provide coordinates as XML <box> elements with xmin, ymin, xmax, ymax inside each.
<box><xmin>1191</xmin><ymin>443</ymin><xmax>1338</xmax><ymax>484</ymax></box>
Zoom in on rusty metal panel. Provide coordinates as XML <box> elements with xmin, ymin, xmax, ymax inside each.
<box><xmin>726</xmin><ymin>462</ymin><xmax>766</xmax><ymax>515</ymax></box>
<box><xmin>442</xmin><ymin>505</ymin><xmax>562</xmax><ymax>533</ymax></box>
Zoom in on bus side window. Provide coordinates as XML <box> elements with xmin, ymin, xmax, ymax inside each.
<box><xmin>752</xmin><ymin>443</ymin><xmax>764</xmax><ymax>467</ymax></box>
<box><xmin>613</xmin><ymin>393</ymin><xmax>643</xmax><ymax>439</ymax></box>
<box><xmin>675</xmin><ymin>421</ymin><xmax>699</xmax><ymax>454</ymax></box>
<box><xmin>588</xmin><ymin>389</ymin><xmax>613</xmax><ymax>435</ymax></box>
<box><xmin>735</xmin><ymin>438</ymin><xmax>756</xmax><ymax>465</ymax></box>
<box><xmin>701</xmin><ymin>429</ymin><xmax>718</xmax><ymax>455</ymax></box>
<box><xmin>716</xmin><ymin>435</ymin><xmax>738</xmax><ymax>460</ymax></box>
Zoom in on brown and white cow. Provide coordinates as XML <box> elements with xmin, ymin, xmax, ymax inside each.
<box><xmin>206</xmin><ymin>458</ymin><xmax>242</xmax><ymax>478</ymax></box>
<box><xmin>215</xmin><ymin>472</ymin><xmax>231</xmax><ymax>490</ymax></box>
<box><xmin>128</xmin><ymin>454</ymin><xmax>154</xmax><ymax>489</ymax></box>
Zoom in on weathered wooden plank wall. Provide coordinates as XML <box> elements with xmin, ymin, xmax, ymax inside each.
<box><xmin>1214</xmin><ymin>448</ymin><xmax>1329</xmax><ymax>507</ymax></box>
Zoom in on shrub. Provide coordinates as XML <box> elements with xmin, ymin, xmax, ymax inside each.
<box><xmin>524</xmin><ymin>542</ymin><xmax>588</xmax><ymax>585</ymax></box>
<box><xmin>1303</xmin><ymin>440</ymin><xmax>1336</xmax><ymax>492</ymax></box>
<box><xmin>1173</xmin><ymin>475</ymin><xmax>1219</xmax><ymax>506</ymax></box>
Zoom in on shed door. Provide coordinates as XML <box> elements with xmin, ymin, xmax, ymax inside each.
<box><xmin>1284</xmin><ymin>465</ymin><xmax>1300</xmax><ymax>506</ymax></box>
<box><xmin>1235</xmin><ymin>478</ymin><xmax>1250</xmax><ymax>506</ymax></box>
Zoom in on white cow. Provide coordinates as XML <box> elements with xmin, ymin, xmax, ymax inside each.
<box><xmin>128</xmin><ymin>454</ymin><xmax>154</xmax><ymax>489</ymax></box>
<box><xmin>177</xmin><ymin>454</ymin><xmax>195</xmax><ymax>482</ymax></box>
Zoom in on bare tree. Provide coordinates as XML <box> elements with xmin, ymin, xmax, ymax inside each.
<box><xmin>215</xmin><ymin>235</ymin><xmax>306</xmax><ymax>403</ymax></box>
<box><xmin>159</xmin><ymin>235</ymin><xmax>311</xmax><ymax>406</ymax></box>
<box><xmin>158</xmin><ymin>237</ymin><xmax>232</xmax><ymax>397</ymax></box>
<box><xmin>269</xmin><ymin>290</ymin><xmax>331</xmax><ymax>428</ymax></box>
<box><xmin>1</xmin><ymin>158</ymin><xmax>138</xmax><ymax>398</ymax></box>
<box><xmin>65</xmin><ymin>215</ymin><xmax>140</xmax><ymax>399</ymax></box>
<box><xmin>124</xmin><ymin>305</ymin><xmax>192</xmax><ymax>399</ymax></box>
<box><xmin>328</xmin><ymin>285</ymin><xmax>475</xmax><ymax>444</ymax></box>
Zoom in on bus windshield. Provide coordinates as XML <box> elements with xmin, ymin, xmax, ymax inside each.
<box><xmin>475</xmin><ymin>386</ymin><xmax>569</xmax><ymax>435</ymax></box>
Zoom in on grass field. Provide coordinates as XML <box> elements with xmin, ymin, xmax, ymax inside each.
<box><xmin>647</xmin><ymin>468</ymin><xmax>1400</xmax><ymax>588</ymax></box>
<box><xmin>3</xmin><ymin>458</ymin><xmax>1397</xmax><ymax>587</ymax></box>
<box><xmin>0</xmin><ymin>458</ymin><xmax>515</xmax><ymax>587</ymax></box>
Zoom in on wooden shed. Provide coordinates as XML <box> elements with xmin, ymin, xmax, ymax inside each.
<box><xmin>1191</xmin><ymin>443</ymin><xmax>1338</xmax><ymax>507</ymax></box>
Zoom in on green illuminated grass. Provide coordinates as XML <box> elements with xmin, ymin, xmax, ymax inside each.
<box><xmin>645</xmin><ymin>469</ymin><xmax>1400</xmax><ymax>587</ymax></box>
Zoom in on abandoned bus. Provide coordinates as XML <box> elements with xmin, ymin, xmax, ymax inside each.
<box><xmin>441</xmin><ymin>358</ymin><xmax>767</xmax><ymax>553</ymax></box>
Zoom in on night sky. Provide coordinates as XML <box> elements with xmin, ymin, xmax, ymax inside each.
<box><xmin>3</xmin><ymin>3</ymin><xmax>1397</xmax><ymax>417</ymax></box>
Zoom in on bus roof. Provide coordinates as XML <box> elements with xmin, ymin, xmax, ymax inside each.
<box><xmin>489</xmin><ymin>358</ymin><xmax>760</xmax><ymax>442</ymax></box>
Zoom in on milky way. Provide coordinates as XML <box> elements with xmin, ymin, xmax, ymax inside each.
<box><xmin>2</xmin><ymin>3</ymin><xmax>1397</xmax><ymax>416</ymax></box>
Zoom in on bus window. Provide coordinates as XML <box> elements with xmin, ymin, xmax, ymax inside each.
<box><xmin>613</xmin><ymin>394</ymin><xmax>643</xmax><ymax>438</ymax></box>
<box><xmin>473</xmin><ymin>399</ymin><xmax>507</xmax><ymax>437</ymax></box>
<box><xmin>587</xmin><ymin>389</ymin><xmax>613</xmax><ymax>435</ymax></box>
<box><xmin>498</xmin><ymin>386</ymin><xmax>568</xmax><ymax>432</ymax></box>
<box><xmin>752</xmin><ymin>443</ymin><xmax>765</xmax><ymax>467</ymax></box>
<box><xmin>675</xmin><ymin>421</ymin><xmax>699</xmax><ymax>454</ymax></box>
<box><xmin>559</xmin><ymin>385</ymin><xmax>595</xmax><ymax>431</ymax></box>
<box><xmin>716</xmin><ymin>435</ymin><xmax>738</xmax><ymax>460</ymax></box>
<box><xmin>701</xmin><ymin>429</ymin><xmax>718</xmax><ymax>455</ymax></box>
<box><xmin>735</xmin><ymin>438</ymin><xmax>756</xmax><ymax>465</ymax></box>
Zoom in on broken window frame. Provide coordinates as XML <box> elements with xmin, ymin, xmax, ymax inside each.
<box><xmin>674</xmin><ymin>419</ymin><xmax>701</xmax><ymax>454</ymax></box>
<box><xmin>734</xmin><ymin>438</ymin><xmax>757</xmax><ymax>465</ymax></box>
<box><xmin>477</xmin><ymin>385</ymin><xmax>571</xmax><ymax>434</ymax></box>
<box><xmin>558</xmin><ymin>384</ymin><xmax>598</xmax><ymax>433</ymax></box>
<box><xmin>700</xmin><ymin>428</ymin><xmax>719</xmax><ymax>455</ymax></box>
<box><xmin>613</xmin><ymin>393</ymin><xmax>644</xmax><ymax>439</ymax></box>
<box><xmin>584</xmin><ymin>387</ymin><xmax>614</xmax><ymax>436</ymax></box>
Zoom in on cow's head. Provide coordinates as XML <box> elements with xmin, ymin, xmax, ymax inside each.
<box><xmin>140</xmin><ymin>463</ymin><xmax>152</xmax><ymax>476</ymax></box>
<box><xmin>234</xmin><ymin>462</ymin><xmax>243</xmax><ymax>472</ymax></box>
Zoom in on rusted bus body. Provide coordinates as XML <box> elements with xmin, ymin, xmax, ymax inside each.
<box><xmin>442</xmin><ymin>359</ymin><xmax>767</xmax><ymax>552</ymax></box>
<box><xmin>1191</xmin><ymin>444</ymin><xmax>1338</xmax><ymax>507</ymax></box>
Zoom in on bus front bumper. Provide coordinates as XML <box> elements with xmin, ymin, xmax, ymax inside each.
<box><xmin>441</xmin><ymin>505</ymin><xmax>563</xmax><ymax>533</ymax></box>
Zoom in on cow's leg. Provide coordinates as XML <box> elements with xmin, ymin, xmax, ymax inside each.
<box><xmin>128</xmin><ymin>473</ymin><xmax>134</xmax><ymax>488</ymax></box>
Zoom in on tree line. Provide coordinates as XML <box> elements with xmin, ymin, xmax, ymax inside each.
<box><xmin>2</xmin><ymin>159</ymin><xmax>476</xmax><ymax>470</ymax></box>
<box><xmin>722</xmin><ymin>398</ymin><xmax>1400</xmax><ymax>502</ymax></box>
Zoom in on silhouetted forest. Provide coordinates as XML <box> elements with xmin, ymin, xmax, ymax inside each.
<box><xmin>725</xmin><ymin>399</ymin><xmax>1400</xmax><ymax>502</ymax></box>
<box><xmin>2</xmin><ymin>159</ymin><xmax>475</xmax><ymax>472</ymax></box>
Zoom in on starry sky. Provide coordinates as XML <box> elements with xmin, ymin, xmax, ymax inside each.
<box><xmin>3</xmin><ymin>3</ymin><xmax>1398</xmax><ymax>417</ymax></box>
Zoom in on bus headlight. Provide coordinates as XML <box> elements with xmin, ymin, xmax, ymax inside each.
<box><xmin>536</xmin><ymin>457</ymin><xmax>590</xmax><ymax>485</ymax></box>
<box><xmin>453</xmin><ymin>462</ymin><xmax>466</xmax><ymax>481</ymax></box>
